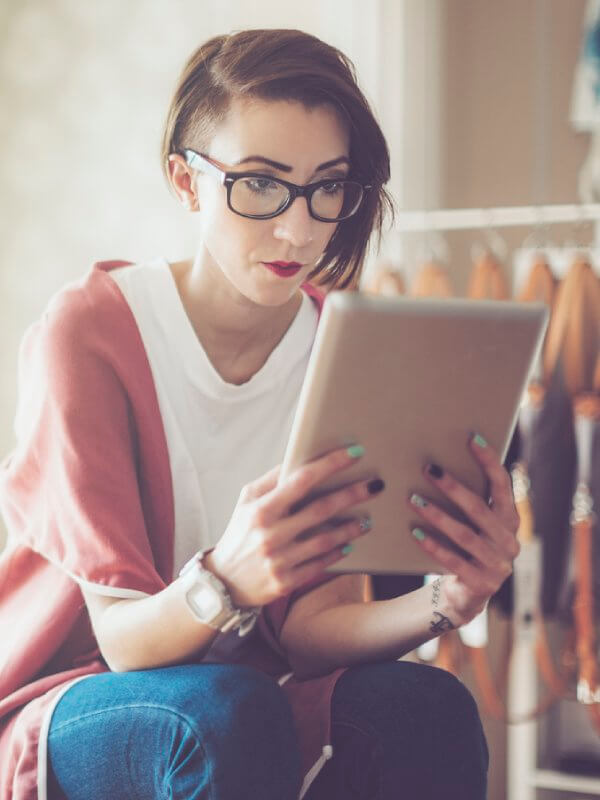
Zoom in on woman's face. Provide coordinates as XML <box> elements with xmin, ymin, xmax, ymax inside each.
<box><xmin>180</xmin><ymin>97</ymin><xmax>351</xmax><ymax>307</ymax></box>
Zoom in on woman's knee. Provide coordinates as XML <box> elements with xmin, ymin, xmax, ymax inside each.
<box><xmin>170</xmin><ymin>664</ymin><xmax>303</xmax><ymax>796</ymax></box>
<box><xmin>328</xmin><ymin>661</ymin><xmax>488</xmax><ymax>798</ymax></box>
<box><xmin>332</xmin><ymin>660</ymin><xmax>487</xmax><ymax>763</ymax></box>
<box><xmin>48</xmin><ymin>665</ymin><xmax>303</xmax><ymax>800</ymax></box>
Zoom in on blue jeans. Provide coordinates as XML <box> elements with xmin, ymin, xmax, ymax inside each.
<box><xmin>47</xmin><ymin>660</ymin><xmax>488</xmax><ymax>800</ymax></box>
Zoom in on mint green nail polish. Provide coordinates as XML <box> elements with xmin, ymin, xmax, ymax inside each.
<box><xmin>412</xmin><ymin>528</ymin><xmax>426</xmax><ymax>541</ymax></box>
<box><xmin>347</xmin><ymin>445</ymin><xmax>365</xmax><ymax>458</ymax></box>
<box><xmin>342</xmin><ymin>544</ymin><xmax>353</xmax><ymax>555</ymax></box>
<box><xmin>473</xmin><ymin>434</ymin><xmax>487</xmax><ymax>448</ymax></box>
<box><xmin>410</xmin><ymin>493</ymin><xmax>428</xmax><ymax>508</ymax></box>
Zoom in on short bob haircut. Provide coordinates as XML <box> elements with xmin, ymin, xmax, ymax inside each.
<box><xmin>161</xmin><ymin>28</ymin><xmax>393</xmax><ymax>289</ymax></box>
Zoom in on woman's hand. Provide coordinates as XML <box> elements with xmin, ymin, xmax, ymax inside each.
<box><xmin>407</xmin><ymin>433</ymin><xmax>520</xmax><ymax>627</ymax></box>
<box><xmin>206</xmin><ymin>447</ymin><xmax>383</xmax><ymax>609</ymax></box>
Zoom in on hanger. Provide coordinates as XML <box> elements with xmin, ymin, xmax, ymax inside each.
<box><xmin>410</xmin><ymin>230</ymin><xmax>454</xmax><ymax>298</ymax></box>
<box><xmin>467</xmin><ymin>216</ymin><xmax>509</xmax><ymax>300</ymax></box>
<box><xmin>467</xmin><ymin>248</ymin><xmax>509</xmax><ymax>300</ymax></box>
<box><xmin>410</xmin><ymin>261</ymin><xmax>454</xmax><ymax>298</ymax></box>
<box><xmin>543</xmin><ymin>255</ymin><xmax>600</xmax><ymax>396</ymax></box>
<box><xmin>364</xmin><ymin>259</ymin><xmax>405</xmax><ymax>296</ymax></box>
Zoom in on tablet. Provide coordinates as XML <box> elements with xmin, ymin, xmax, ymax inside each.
<box><xmin>279</xmin><ymin>292</ymin><xmax>549</xmax><ymax>575</ymax></box>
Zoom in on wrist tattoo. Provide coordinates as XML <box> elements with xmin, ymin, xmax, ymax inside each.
<box><xmin>431</xmin><ymin>577</ymin><xmax>442</xmax><ymax>607</ymax></box>
<box><xmin>429</xmin><ymin>577</ymin><xmax>455</xmax><ymax>635</ymax></box>
<box><xmin>430</xmin><ymin>612</ymin><xmax>455</xmax><ymax>634</ymax></box>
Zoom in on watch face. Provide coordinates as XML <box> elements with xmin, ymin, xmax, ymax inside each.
<box><xmin>187</xmin><ymin>583</ymin><xmax>223</xmax><ymax>621</ymax></box>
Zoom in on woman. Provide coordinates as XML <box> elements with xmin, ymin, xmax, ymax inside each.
<box><xmin>0</xmin><ymin>28</ymin><xmax>519</xmax><ymax>800</ymax></box>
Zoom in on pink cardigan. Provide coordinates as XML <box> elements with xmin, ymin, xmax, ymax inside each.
<box><xmin>0</xmin><ymin>261</ymin><xmax>344</xmax><ymax>799</ymax></box>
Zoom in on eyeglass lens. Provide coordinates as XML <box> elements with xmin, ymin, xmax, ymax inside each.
<box><xmin>230</xmin><ymin>177</ymin><xmax>363</xmax><ymax>220</ymax></box>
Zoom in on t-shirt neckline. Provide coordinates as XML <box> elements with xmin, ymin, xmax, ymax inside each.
<box><xmin>152</xmin><ymin>256</ymin><xmax>317</xmax><ymax>401</ymax></box>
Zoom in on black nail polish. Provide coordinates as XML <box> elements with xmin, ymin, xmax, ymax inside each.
<box><xmin>367</xmin><ymin>478</ymin><xmax>385</xmax><ymax>495</ymax></box>
<box><xmin>427</xmin><ymin>463</ymin><xmax>444</xmax><ymax>479</ymax></box>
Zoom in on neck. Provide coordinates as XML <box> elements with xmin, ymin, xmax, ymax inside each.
<box><xmin>169</xmin><ymin>251</ymin><xmax>303</xmax><ymax>383</ymax></box>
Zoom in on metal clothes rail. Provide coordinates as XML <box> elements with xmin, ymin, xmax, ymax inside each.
<box><xmin>392</xmin><ymin>203</ymin><xmax>600</xmax><ymax>232</ymax></box>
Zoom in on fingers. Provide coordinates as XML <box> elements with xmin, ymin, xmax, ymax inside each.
<box><xmin>421</xmin><ymin>438</ymin><xmax>520</xmax><ymax>558</ymax></box>
<box><xmin>257</xmin><ymin>445</ymin><xmax>369</xmax><ymax>526</ymax></box>
<box><xmin>407</xmin><ymin>492</ymin><xmax>507</xmax><ymax>569</ymax></box>
<box><xmin>241</xmin><ymin>464</ymin><xmax>282</xmax><ymax>502</ymax></box>
<box><xmin>467</xmin><ymin>434</ymin><xmax>520</xmax><ymax>529</ymax></box>
<box><xmin>268</xmin><ymin>476</ymin><xmax>383</xmax><ymax>551</ymax></box>
<box><xmin>412</xmin><ymin>531</ymin><xmax>503</xmax><ymax>598</ymax></box>
<box><xmin>407</xmin><ymin>433</ymin><xmax>521</xmax><ymax>588</ymax></box>
<box><xmin>286</xmin><ymin>538</ymin><xmax>359</xmax><ymax>589</ymax></box>
<box><xmin>280</xmin><ymin>516</ymin><xmax>371</xmax><ymax>567</ymax></box>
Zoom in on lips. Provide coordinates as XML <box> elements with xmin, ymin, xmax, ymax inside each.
<box><xmin>262</xmin><ymin>261</ymin><xmax>304</xmax><ymax>278</ymax></box>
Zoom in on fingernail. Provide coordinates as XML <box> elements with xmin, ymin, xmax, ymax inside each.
<box><xmin>367</xmin><ymin>478</ymin><xmax>385</xmax><ymax>495</ymax></box>
<box><xmin>412</xmin><ymin>528</ymin><xmax>426</xmax><ymax>541</ymax></box>
<box><xmin>410</xmin><ymin>493</ymin><xmax>428</xmax><ymax>508</ymax></box>
<box><xmin>473</xmin><ymin>434</ymin><xmax>487</xmax><ymax>448</ymax></box>
<box><xmin>347</xmin><ymin>444</ymin><xmax>365</xmax><ymax>458</ymax></box>
<box><xmin>342</xmin><ymin>544</ymin><xmax>353</xmax><ymax>555</ymax></box>
<box><xmin>359</xmin><ymin>516</ymin><xmax>372</xmax><ymax>532</ymax></box>
<box><xmin>427</xmin><ymin>463</ymin><xmax>444</xmax><ymax>479</ymax></box>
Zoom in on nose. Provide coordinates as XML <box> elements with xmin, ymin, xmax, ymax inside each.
<box><xmin>272</xmin><ymin>195</ymin><xmax>314</xmax><ymax>248</ymax></box>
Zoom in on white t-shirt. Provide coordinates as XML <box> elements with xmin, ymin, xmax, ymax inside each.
<box><xmin>109</xmin><ymin>257</ymin><xmax>319</xmax><ymax>576</ymax></box>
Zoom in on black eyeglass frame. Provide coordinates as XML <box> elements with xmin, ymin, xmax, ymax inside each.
<box><xmin>182</xmin><ymin>148</ymin><xmax>372</xmax><ymax>222</ymax></box>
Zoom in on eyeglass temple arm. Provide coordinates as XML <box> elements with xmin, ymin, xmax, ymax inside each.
<box><xmin>183</xmin><ymin>150</ymin><xmax>223</xmax><ymax>181</ymax></box>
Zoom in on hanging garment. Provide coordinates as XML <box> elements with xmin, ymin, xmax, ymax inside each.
<box><xmin>364</xmin><ymin>263</ymin><xmax>405</xmax><ymax>296</ymax></box>
<box><xmin>517</xmin><ymin>256</ymin><xmax>600</xmax><ymax>615</ymax></box>
<box><xmin>467</xmin><ymin>249</ymin><xmax>510</xmax><ymax>301</ymax></box>
<box><xmin>569</xmin><ymin>391</ymin><xmax>600</xmax><ymax>733</ymax></box>
<box><xmin>410</xmin><ymin>261</ymin><xmax>454</xmax><ymax>298</ymax></box>
<box><xmin>517</xmin><ymin>253</ymin><xmax>558</xmax><ymax>308</ymax></box>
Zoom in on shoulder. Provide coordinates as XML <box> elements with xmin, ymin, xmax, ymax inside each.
<box><xmin>42</xmin><ymin>260</ymin><xmax>134</xmax><ymax>344</ymax></box>
<box><xmin>19</xmin><ymin>261</ymin><xmax>141</xmax><ymax>399</ymax></box>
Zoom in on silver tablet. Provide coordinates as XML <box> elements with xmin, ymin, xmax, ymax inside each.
<box><xmin>279</xmin><ymin>292</ymin><xmax>549</xmax><ymax>574</ymax></box>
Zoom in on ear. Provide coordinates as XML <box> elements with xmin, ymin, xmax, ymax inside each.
<box><xmin>167</xmin><ymin>154</ymin><xmax>199</xmax><ymax>211</ymax></box>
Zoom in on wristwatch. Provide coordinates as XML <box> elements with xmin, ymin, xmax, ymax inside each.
<box><xmin>178</xmin><ymin>549</ymin><xmax>261</xmax><ymax>635</ymax></box>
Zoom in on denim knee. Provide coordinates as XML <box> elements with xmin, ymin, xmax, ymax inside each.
<box><xmin>178</xmin><ymin>664</ymin><xmax>303</xmax><ymax>798</ymax></box>
<box><xmin>328</xmin><ymin>660</ymin><xmax>488</xmax><ymax>799</ymax></box>
<box><xmin>48</xmin><ymin>664</ymin><xmax>303</xmax><ymax>800</ymax></box>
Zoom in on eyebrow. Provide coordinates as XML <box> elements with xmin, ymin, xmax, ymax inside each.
<box><xmin>232</xmin><ymin>155</ymin><xmax>350</xmax><ymax>173</ymax></box>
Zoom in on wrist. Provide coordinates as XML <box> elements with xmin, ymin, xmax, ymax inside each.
<box><xmin>435</xmin><ymin>575</ymin><xmax>485</xmax><ymax>629</ymax></box>
<box><xmin>429</xmin><ymin>575</ymin><xmax>470</xmax><ymax>633</ymax></box>
<box><xmin>202</xmin><ymin>551</ymin><xmax>254</xmax><ymax>610</ymax></box>
<box><xmin>179</xmin><ymin>549</ymin><xmax>261</xmax><ymax>634</ymax></box>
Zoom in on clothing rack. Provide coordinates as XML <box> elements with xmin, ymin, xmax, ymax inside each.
<box><xmin>392</xmin><ymin>202</ymin><xmax>600</xmax><ymax>232</ymax></box>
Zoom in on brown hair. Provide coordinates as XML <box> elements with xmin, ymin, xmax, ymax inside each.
<box><xmin>160</xmin><ymin>29</ymin><xmax>393</xmax><ymax>289</ymax></box>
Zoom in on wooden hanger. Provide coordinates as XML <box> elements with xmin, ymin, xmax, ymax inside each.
<box><xmin>467</xmin><ymin>249</ymin><xmax>509</xmax><ymax>300</ymax></box>
<box><xmin>410</xmin><ymin>261</ymin><xmax>454</xmax><ymax>298</ymax></box>
<box><xmin>517</xmin><ymin>253</ymin><xmax>558</xmax><ymax>307</ymax></box>
<box><xmin>543</xmin><ymin>255</ymin><xmax>600</xmax><ymax>396</ymax></box>
<box><xmin>364</xmin><ymin>261</ymin><xmax>405</xmax><ymax>296</ymax></box>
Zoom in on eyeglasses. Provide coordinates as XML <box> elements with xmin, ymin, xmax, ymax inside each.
<box><xmin>182</xmin><ymin>149</ymin><xmax>371</xmax><ymax>222</ymax></box>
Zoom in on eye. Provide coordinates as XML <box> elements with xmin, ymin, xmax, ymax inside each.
<box><xmin>242</xmin><ymin>177</ymin><xmax>281</xmax><ymax>194</ymax></box>
<box><xmin>320</xmin><ymin>181</ymin><xmax>344</xmax><ymax>195</ymax></box>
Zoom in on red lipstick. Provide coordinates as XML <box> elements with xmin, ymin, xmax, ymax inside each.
<box><xmin>262</xmin><ymin>261</ymin><xmax>303</xmax><ymax>278</ymax></box>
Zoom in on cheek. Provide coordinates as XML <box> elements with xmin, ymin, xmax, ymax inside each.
<box><xmin>317</xmin><ymin>222</ymin><xmax>338</xmax><ymax>254</ymax></box>
<box><xmin>200</xmin><ymin>204</ymin><xmax>266</xmax><ymax>267</ymax></box>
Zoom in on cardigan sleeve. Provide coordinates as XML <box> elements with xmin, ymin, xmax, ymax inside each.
<box><xmin>0</xmin><ymin>285</ymin><xmax>167</xmax><ymax>597</ymax></box>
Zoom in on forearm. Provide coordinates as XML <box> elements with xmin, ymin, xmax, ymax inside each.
<box><xmin>89</xmin><ymin>576</ymin><xmax>220</xmax><ymax>672</ymax></box>
<box><xmin>284</xmin><ymin>578</ymin><xmax>458</xmax><ymax>679</ymax></box>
